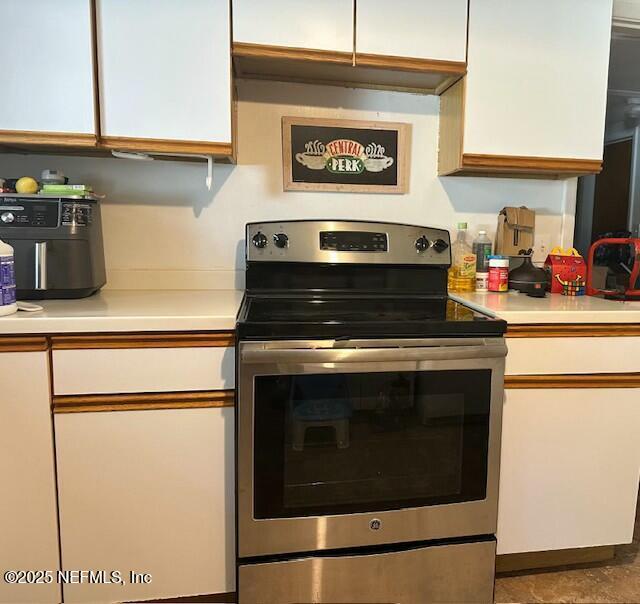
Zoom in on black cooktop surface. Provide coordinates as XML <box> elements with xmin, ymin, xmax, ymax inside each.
<box><xmin>237</xmin><ymin>295</ymin><xmax>506</xmax><ymax>340</ymax></box>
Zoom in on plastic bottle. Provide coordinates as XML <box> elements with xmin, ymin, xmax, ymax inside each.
<box><xmin>448</xmin><ymin>222</ymin><xmax>476</xmax><ymax>292</ymax></box>
<box><xmin>0</xmin><ymin>239</ymin><xmax>17</xmax><ymax>316</ymax></box>
<box><xmin>488</xmin><ymin>256</ymin><xmax>510</xmax><ymax>292</ymax></box>
<box><xmin>473</xmin><ymin>230</ymin><xmax>493</xmax><ymax>292</ymax></box>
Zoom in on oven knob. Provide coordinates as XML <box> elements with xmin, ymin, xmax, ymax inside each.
<box><xmin>273</xmin><ymin>233</ymin><xmax>289</xmax><ymax>248</ymax></box>
<box><xmin>1</xmin><ymin>211</ymin><xmax>15</xmax><ymax>224</ymax></box>
<box><xmin>252</xmin><ymin>232</ymin><xmax>268</xmax><ymax>249</ymax></box>
<box><xmin>433</xmin><ymin>238</ymin><xmax>449</xmax><ymax>253</ymax></box>
<box><xmin>415</xmin><ymin>235</ymin><xmax>430</xmax><ymax>252</ymax></box>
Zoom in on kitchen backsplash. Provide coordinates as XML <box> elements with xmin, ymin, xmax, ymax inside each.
<box><xmin>0</xmin><ymin>80</ymin><xmax>574</xmax><ymax>290</ymax></box>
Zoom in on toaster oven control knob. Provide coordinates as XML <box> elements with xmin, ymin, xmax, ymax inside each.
<box><xmin>273</xmin><ymin>233</ymin><xmax>289</xmax><ymax>248</ymax></box>
<box><xmin>433</xmin><ymin>238</ymin><xmax>449</xmax><ymax>253</ymax></box>
<box><xmin>1</xmin><ymin>211</ymin><xmax>15</xmax><ymax>224</ymax></box>
<box><xmin>252</xmin><ymin>232</ymin><xmax>268</xmax><ymax>249</ymax></box>
<box><xmin>414</xmin><ymin>235</ymin><xmax>430</xmax><ymax>252</ymax></box>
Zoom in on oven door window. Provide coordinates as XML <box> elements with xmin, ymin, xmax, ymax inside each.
<box><xmin>253</xmin><ymin>369</ymin><xmax>492</xmax><ymax>519</ymax></box>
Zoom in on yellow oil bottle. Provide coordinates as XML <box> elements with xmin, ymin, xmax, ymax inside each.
<box><xmin>448</xmin><ymin>222</ymin><xmax>476</xmax><ymax>292</ymax></box>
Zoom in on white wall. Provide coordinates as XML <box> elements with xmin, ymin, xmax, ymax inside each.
<box><xmin>0</xmin><ymin>80</ymin><xmax>575</xmax><ymax>290</ymax></box>
<box><xmin>614</xmin><ymin>0</ymin><xmax>640</xmax><ymax>26</ymax></box>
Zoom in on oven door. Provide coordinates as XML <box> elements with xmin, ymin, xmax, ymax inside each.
<box><xmin>237</xmin><ymin>337</ymin><xmax>506</xmax><ymax>558</ymax></box>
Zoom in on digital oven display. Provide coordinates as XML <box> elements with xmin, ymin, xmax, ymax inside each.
<box><xmin>320</xmin><ymin>231</ymin><xmax>388</xmax><ymax>252</ymax></box>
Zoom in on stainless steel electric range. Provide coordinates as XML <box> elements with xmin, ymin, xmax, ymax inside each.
<box><xmin>235</xmin><ymin>220</ymin><xmax>507</xmax><ymax>604</ymax></box>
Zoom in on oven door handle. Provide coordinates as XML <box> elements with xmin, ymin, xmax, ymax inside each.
<box><xmin>240</xmin><ymin>341</ymin><xmax>507</xmax><ymax>364</ymax></box>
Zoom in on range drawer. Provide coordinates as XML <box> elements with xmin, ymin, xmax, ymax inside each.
<box><xmin>51</xmin><ymin>333</ymin><xmax>234</xmax><ymax>395</ymax></box>
<box><xmin>239</xmin><ymin>538</ymin><xmax>496</xmax><ymax>604</ymax></box>
<box><xmin>505</xmin><ymin>336</ymin><xmax>640</xmax><ymax>376</ymax></box>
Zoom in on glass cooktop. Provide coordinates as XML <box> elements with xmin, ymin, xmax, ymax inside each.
<box><xmin>237</xmin><ymin>296</ymin><xmax>506</xmax><ymax>340</ymax></box>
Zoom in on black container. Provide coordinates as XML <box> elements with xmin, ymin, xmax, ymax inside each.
<box><xmin>508</xmin><ymin>255</ymin><xmax>548</xmax><ymax>298</ymax></box>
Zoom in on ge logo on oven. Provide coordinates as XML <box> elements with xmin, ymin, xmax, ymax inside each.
<box><xmin>369</xmin><ymin>518</ymin><xmax>382</xmax><ymax>531</ymax></box>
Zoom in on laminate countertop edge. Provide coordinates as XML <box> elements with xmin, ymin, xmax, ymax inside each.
<box><xmin>451</xmin><ymin>291</ymin><xmax>640</xmax><ymax>325</ymax></box>
<box><xmin>2</xmin><ymin>288</ymin><xmax>638</xmax><ymax>335</ymax></box>
<box><xmin>0</xmin><ymin>289</ymin><xmax>244</xmax><ymax>335</ymax></box>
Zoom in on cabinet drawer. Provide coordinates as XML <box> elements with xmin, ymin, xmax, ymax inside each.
<box><xmin>53</xmin><ymin>346</ymin><xmax>235</xmax><ymax>395</ymax></box>
<box><xmin>505</xmin><ymin>337</ymin><xmax>640</xmax><ymax>376</ymax></box>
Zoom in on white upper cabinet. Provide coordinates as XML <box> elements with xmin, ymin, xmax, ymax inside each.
<box><xmin>233</xmin><ymin>0</ymin><xmax>354</xmax><ymax>52</ymax></box>
<box><xmin>0</xmin><ymin>0</ymin><xmax>95</xmax><ymax>136</ymax></box>
<box><xmin>464</xmin><ymin>0</ymin><xmax>612</xmax><ymax>160</ymax></box>
<box><xmin>96</xmin><ymin>0</ymin><xmax>231</xmax><ymax>145</ymax></box>
<box><xmin>356</xmin><ymin>0</ymin><xmax>467</xmax><ymax>63</ymax></box>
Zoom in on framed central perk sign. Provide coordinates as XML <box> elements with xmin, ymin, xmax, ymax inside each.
<box><xmin>282</xmin><ymin>117</ymin><xmax>410</xmax><ymax>193</ymax></box>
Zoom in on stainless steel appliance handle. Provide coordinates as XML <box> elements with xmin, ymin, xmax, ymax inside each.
<box><xmin>34</xmin><ymin>241</ymin><xmax>47</xmax><ymax>290</ymax></box>
<box><xmin>241</xmin><ymin>341</ymin><xmax>507</xmax><ymax>364</ymax></box>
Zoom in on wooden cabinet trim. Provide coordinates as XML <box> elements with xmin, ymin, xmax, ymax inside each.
<box><xmin>506</xmin><ymin>324</ymin><xmax>640</xmax><ymax>338</ymax></box>
<box><xmin>459</xmin><ymin>154</ymin><xmax>602</xmax><ymax>176</ymax></box>
<box><xmin>233</xmin><ymin>42</ymin><xmax>353</xmax><ymax>65</ymax></box>
<box><xmin>505</xmin><ymin>373</ymin><xmax>640</xmax><ymax>389</ymax></box>
<box><xmin>355</xmin><ymin>52</ymin><xmax>466</xmax><ymax>76</ymax></box>
<box><xmin>51</xmin><ymin>331</ymin><xmax>235</xmax><ymax>350</ymax></box>
<box><xmin>0</xmin><ymin>131</ymin><xmax>233</xmax><ymax>158</ymax></box>
<box><xmin>53</xmin><ymin>389</ymin><xmax>235</xmax><ymax>414</ymax></box>
<box><xmin>438</xmin><ymin>77</ymin><xmax>465</xmax><ymax>174</ymax></box>
<box><xmin>0</xmin><ymin>336</ymin><xmax>48</xmax><ymax>353</ymax></box>
<box><xmin>234</xmin><ymin>42</ymin><xmax>464</xmax><ymax>95</ymax></box>
<box><xmin>98</xmin><ymin>136</ymin><xmax>233</xmax><ymax>156</ymax></box>
<box><xmin>0</xmin><ymin>130</ymin><xmax>97</xmax><ymax>147</ymax></box>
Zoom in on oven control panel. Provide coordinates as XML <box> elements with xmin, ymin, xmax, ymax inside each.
<box><xmin>320</xmin><ymin>231</ymin><xmax>388</xmax><ymax>252</ymax></box>
<box><xmin>247</xmin><ymin>220</ymin><xmax>451</xmax><ymax>266</ymax></box>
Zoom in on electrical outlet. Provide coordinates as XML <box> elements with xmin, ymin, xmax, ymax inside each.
<box><xmin>533</xmin><ymin>236</ymin><xmax>550</xmax><ymax>262</ymax></box>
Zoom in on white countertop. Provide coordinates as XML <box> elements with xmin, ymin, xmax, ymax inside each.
<box><xmin>3</xmin><ymin>288</ymin><xmax>637</xmax><ymax>334</ymax></box>
<box><xmin>452</xmin><ymin>290</ymin><xmax>640</xmax><ymax>324</ymax></box>
<box><xmin>0</xmin><ymin>290</ymin><xmax>244</xmax><ymax>334</ymax></box>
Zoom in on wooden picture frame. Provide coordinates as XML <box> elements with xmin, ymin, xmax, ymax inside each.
<box><xmin>282</xmin><ymin>116</ymin><xmax>410</xmax><ymax>193</ymax></box>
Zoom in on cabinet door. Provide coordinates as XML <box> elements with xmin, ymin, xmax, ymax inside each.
<box><xmin>497</xmin><ymin>388</ymin><xmax>640</xmax><ymax>555</ymax></box>
<box><xmin>0</xmin><ymin>0</ymin><xmax>95</xmax><ymax>136</ymax></box>
<box><xmin>0</xmin><ymin>350</ymin><xmax>60</xmax><ymax>604</ymax></box>
<box><xmin>96</xmin><ymin>0</ymin><xmax>231</xmax><ymax>145</ymax></box>
<box><xmin>56</xmin><ymin>407</ymin><xmax>235</xmax><ymax>603</ymax></box>
<box><xmin>233</xmin><ymin>0</ymin><xmax>354</xmax><ymax>53</ymax></box>
<box><xmin>356</xmin><ymin>0</ymin><xmax>467</xmax><ymax>62</ymax></box>
<box><xmin>463</xmin><ymin>0</ymin><xmax>612</xmax><ymax>160</ymax></box>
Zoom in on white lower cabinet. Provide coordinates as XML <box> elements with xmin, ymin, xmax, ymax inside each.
<box><xmin>497</xmin><ymin>388</ymin><xmax>640</xmax><ymax>555</ymax></box>
<box><xmin>0</xmin><ymin>351</ymin><xmax>60</xmax><ymax>604</ymax></box>
<box><xmin>55</xmin><ymin>407</ymin><xmax>235</xmax><ymax>603</ymax></box>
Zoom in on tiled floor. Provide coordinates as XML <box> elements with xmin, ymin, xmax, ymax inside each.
<box><xmin>495</xmin><ymin>492</ymin><xmax>640</xmax><ymax>603</ymax></box>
